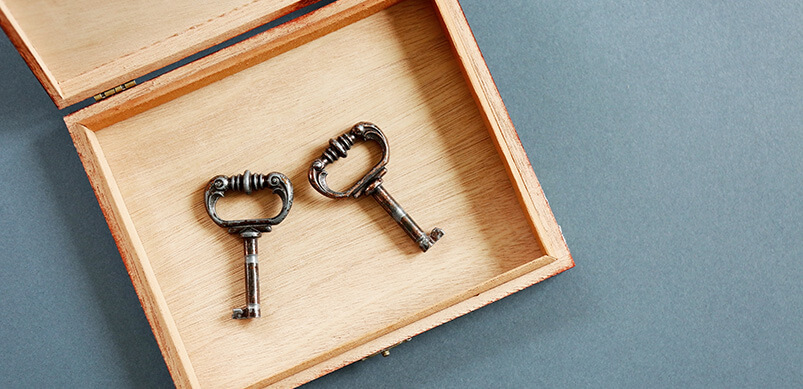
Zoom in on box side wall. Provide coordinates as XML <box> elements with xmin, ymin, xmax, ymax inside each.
<box><xmin>270</xmin><ymin>254</ymin><xmax>562</xmax><ymax>387</ymax></box>
<box><xmin>433</xmin><ymin>0</ymin><xmax>573</xmax><ymax>263</ymax></box>
<box><xmin>66</xmin><ymin>123</ymin><xmax>200</xmax><ymax>388</ymax></box>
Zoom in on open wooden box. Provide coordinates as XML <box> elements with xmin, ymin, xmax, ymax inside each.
<box><xmin>1</xmin><ymin>0</ymin><xmax>573</xmax><ymax>387</ymax></box>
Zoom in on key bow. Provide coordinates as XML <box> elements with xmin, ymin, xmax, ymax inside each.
<box><xmin>205</xmin><ymin>170</ymin><xmax>293</xmax><ymax>234</ymax></box>
<box><xmin>308</xmin><ymin>122</ymin><xmax>389</xmax><ymax>199</ymax></box>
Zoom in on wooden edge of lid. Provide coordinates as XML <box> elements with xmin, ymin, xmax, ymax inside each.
<box><xmin>0</xmin><ymin>0</ymin><xmax>326</xmax><ymax>109</ymax></box>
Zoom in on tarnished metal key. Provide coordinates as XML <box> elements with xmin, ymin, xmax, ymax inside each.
<box><xmin>204</xmin><ymin>170</ymin><xmax>293</xmax><ymax>319</ymax></box>
<box><xmin>309</xmin><ymin>122</ymin><xmax>444</xmax><ymax>252</ymax></box>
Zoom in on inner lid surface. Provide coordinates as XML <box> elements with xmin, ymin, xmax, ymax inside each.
<box><xmin>0</xmin><ymin>0</ymin><xmax>315</xmax><ymax>107</ymax></box>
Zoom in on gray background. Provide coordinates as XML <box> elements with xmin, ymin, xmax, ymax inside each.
<box><xmin>0</xmin><ymin>0</ymin><xmax>800</xmax><ymax>387</ymax></box>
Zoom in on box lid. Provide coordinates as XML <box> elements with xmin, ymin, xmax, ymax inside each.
<box><xmin>0</xmin><ymin>0</ymin><xmax>320</xmax><ymax>108</ymax></box>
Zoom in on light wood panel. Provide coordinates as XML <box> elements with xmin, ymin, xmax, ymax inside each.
<box><xmin>64</xmin><ymin>0</ymin><xmax>573</xmax><ymax>387</ymax></box>
<box><xmin>0</xmin><ymin>0</ymin><xmax>314</xmax><ymax>107</ymax></box>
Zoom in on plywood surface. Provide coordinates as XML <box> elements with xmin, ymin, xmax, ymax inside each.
<box><xmin>77</xmin><ymin>1</ymin><xmax>546</xmax><ymax>387</ymax></box>
<box><xmin>0</xmin><ymin>0</ymin><xmax>314</xmax><ymax>106</ymax></box>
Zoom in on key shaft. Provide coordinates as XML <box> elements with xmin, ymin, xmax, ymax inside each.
<box><xmin>233</xmin><ymin>231</ymin><xmax>261</xmax><ymax>319</ymax></box>
<box><xmin>369</xmin><ymin>182</ymin><xmax>443</xmax><ymax>252</ymax></box>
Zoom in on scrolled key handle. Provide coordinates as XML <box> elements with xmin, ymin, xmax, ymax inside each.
<box><xmin>308</xmin><ymin>123</ymin><xmax>444</xmax><ymax>252</ymax></box>
<box><xmin>309</xmin><ymin>122</ymin><xmax>389</xmax><ymax>199</ymax></box>
<box><xmin>205</xmin><ymin>170</ymin><xmax>293</xmax><ymax>235</ymax></box>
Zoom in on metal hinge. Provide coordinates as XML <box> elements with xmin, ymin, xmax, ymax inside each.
<box><xmin>93</xmin><ymin>80</ymin><xmax>136</xmax><ymax>102</ymax></box>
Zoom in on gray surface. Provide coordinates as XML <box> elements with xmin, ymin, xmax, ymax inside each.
<box><xmin>0</xmin><ymin>0</ymin><xmax>800</xmax><ymax>387</ymax></box>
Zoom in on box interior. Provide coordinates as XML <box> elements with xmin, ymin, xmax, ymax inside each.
<box><xmin>71</xmin><ymin>0</ymin><xmax>551</xmax><ymax>387</ymax></box>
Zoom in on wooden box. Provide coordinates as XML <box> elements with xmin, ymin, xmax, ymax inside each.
<box><xmin>1</xmin><ymin>0</ymin><xmax>573</xmax><ymax>387</ymax></box>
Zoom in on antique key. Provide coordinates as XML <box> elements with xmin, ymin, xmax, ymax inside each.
<box><xmin>204</xmin><ymin>170</ymin><xmax>293</xmax><ymax>319</ymax></box>
<box><xmin>309</xmin><ymin>122</ymin><xmax>443</xmax><ymax>252</ymax></box>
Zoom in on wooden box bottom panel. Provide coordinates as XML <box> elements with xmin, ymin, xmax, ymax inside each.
<box><xmin>66</xmin><ymin>0</ymin><xmax>569</xmax><ymax>387</ymax></box>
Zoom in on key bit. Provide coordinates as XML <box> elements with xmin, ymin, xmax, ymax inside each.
<box><xmin>308</xmin><ymin>122</ymin><xmax>444</xmax><ymax>252</ymax></box>
<box><xmin>204</xmin><ymin>170</ymin><xmax>293</xmax><ymax>319</ymax></box>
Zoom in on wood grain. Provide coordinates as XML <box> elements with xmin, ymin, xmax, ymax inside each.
<box><xmin>0</xmin><ymin>0</ymin><xmax>317</xmax><ymax>107</ymax></box>
<box><xmin>0</xmin><ymin>1</ymin><xmax>61</xmax><ymax>102</ymax></box>
<box><xmin>68</xmin><ymin>124</ymin><xmax>200</xmax><ymax>388</ymax></box>
<box><xmin>65</xmin><ymin>0</ymin><xmax>406</xmax><ymax>130</ymax></box>
<box><xmin>64</xmin><ymin>0</ymin><xmax>572</xmax><ymax>387</ymax></box>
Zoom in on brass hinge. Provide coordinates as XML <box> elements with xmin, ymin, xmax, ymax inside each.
<box><xmin>93</xmin><ymin>80</ymin><xmax>136</xmax><ymax>102</ymax></box>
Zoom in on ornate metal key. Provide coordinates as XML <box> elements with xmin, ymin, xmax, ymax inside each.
<box><xmin>309</xmin><ymin>122</ymin><xmax>443</xmax><ymax>252</ymax></box>
<box><xmin>204</xmin><ymin>170</ymin><xmax>293</xmax><ymax>319</ymax></box>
